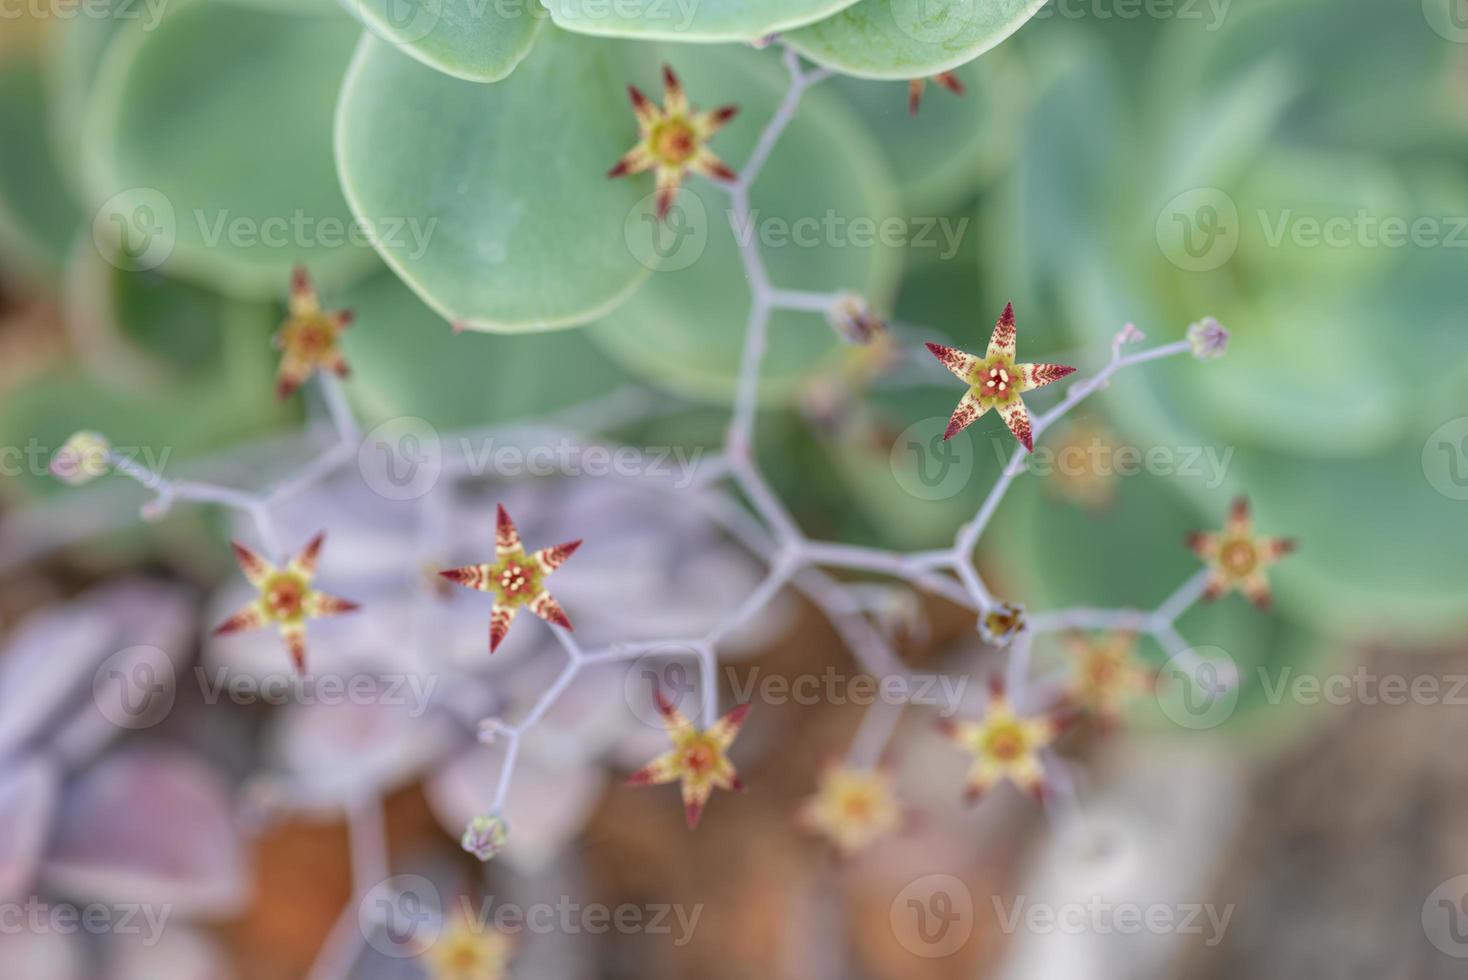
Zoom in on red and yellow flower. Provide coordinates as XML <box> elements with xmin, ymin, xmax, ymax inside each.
<box><xmin>938</xmin><ymin>680</ymin><xmax>1061</xmax><ymax>804</ymax></box>
<box><xmin>211</xmin><ymin>532</ymin><xmax>360</xmax><ymax>673</ymax></box>
<box><xmin>420</xmin><ymin>913</ymin><xmax>513</xmax><ymax>980</ymax></box>
<box><xmin>926</xmin><ymin>303</ymin><xmax>1076</xmax><ymax>451</ymax></box>
<box><xmin>274</xmin><ymin>266</ymin><xmax>353</xmax><ymax>400</ymax></box>
<box><xmin>1062</xmin><ymin>630</ymin><xmax>1153</xmax><ymax>727</ymax></box>
<box><xmin>797</xmin><ymin>765</ymin><xmax>902</xmax><ymax>855</ymax></box>
<box><xmin>627</xmin><ymin>690</ymin><xmax>749</xmax><ymax>829</ymax></box>
<box><xmin>609</xmin><ymin>65</ymin><xmax>739</xmax><ymax>220</ymax></box>
<box><xmin>440</xmin><ymin>505</ymin><xmax>581</xmax><ymax>653</ymax></box>
<box><xmin>1186</xmin><ymin>497</ymin><xmax>1297</xmax><ymax>608</ymax></box>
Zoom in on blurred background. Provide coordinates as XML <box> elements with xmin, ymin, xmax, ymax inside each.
<box><xmin>2</xmin><ymin>0</ymin><xmax>1468</xmax><ymax>977</ymax></box>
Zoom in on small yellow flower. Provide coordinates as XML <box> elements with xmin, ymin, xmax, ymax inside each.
<box><xmin>1061</xmin><ymin>631</ymin><xmax>1153</xmax><ymax>728</ymax></box>
<box><xmin>421</xmin><ymin>914</ymin><xmax>513</xmax><ymax>980</ymax></box>
<box><xmin>627</xmin><ymin>691</ymin><xmax>749</xmax><ymax>829</ymax></box>
<box><xmin>609</xmin><ymin>64</ymin><xmax>739</xmax><ymax>220</ymax></box>
<box><xmin>211</xmin><ymin>532</ymin><xmax>360</xmax><ymax>673</ymax></box>
<box><xmin>274</xmin><ymin>266</ymin><xmax>353</xmax><ymax>400</ymax></box>
<box><xmin>49</xmin><ymin>431</ymin><xmax>111</xmax><ymax>486</ymax></box>
<box><xmin>979</xmin><ymin>602</ymin><xmax>1026</xmax><ymax>648</ymax></box>
<box><xmin>797</xmin><ymin>766</ymin><xmax>901</xmax><ymax>855</ymax></box>
<box><xmin>1186</xmin><ymin>497</ymin><xmax>1297</xmax><ymax>609</ymax></box>
<box><xmin>939</xmin><ymin>681</ymin><xmax>1060</xmax><ymax>804</ymax></box>
<box><xmin>1045</xmin><ymin>418</ymin><xmax>1119</xmax><ymax>512</ymax></box>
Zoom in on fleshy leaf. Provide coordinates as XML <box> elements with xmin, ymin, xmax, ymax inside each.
<box><xmin>336</xmin><ymin>27</ymin><xmax>655</xmax><ymax>331</ymax></box>
<box><xmin>785</xmin><ymin>0</ymin><xmax>1048</xmax><ymax>79</ymax></box>
<box><xmin>341</xmin><ymin>0</ymin><xmax>547</xmax><ymax>82</ymax></box>
<box><xmin>0</xmin><ymin>52</ymin><xmax>82</xmax><ymax>282</ymax></box>
<box><xmin>543</xmin><ymin>0</ymin><xmax>860</xmax><ymax>42</ymax></box>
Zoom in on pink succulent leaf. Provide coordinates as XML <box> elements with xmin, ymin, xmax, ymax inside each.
<box><xmin>0</xmin><ymin>758</ymin><xmax>59</xmax><ymax>902</ymax></box>
<box><xmin>41</xmin><ymin>746</ymin><xmax>248</xmax><ymax>917</ymax></box>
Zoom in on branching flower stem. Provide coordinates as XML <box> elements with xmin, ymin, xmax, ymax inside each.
<box><xmin>45</xmin><ymin>45</ymin><xmax>1231</xmax><ymax>978</ymax></box>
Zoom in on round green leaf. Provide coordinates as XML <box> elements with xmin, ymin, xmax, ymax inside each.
<box><xmin>338</xmin><ymin>269</ymin><xmax>635</xmax><ymax>429</ymax></box>
<box><xmin>0</xmin><ymin>53</ymin><xmax>82</xmax><ymax>282</ymax></box>
<box><xmin>341</xmin><ymin>0</ymin><xmax>547</xmax><ymax>82</ymax></box>
<box><xmin>542</xmin><ymin>0</ymin><xmax>859</xmax><ymax>42</ymax></box>
<box><xmin>336</xmin><ymin>27</ymin><xmax>653</xmax><ymax>332</ymax></box>
<box><xmin>81</xmin><ymin>0</ymin><xmax>376</xmax><ymax>299</ymax></box>
<box><xmin>785</xmin><ymin>0</ymin><xmax>1048</xmax><ymax>80</ymax></box>
<box><xmin>585</xmin><ymin>45</ymin><xmax>902</xmax><ymax>403</ymax></box>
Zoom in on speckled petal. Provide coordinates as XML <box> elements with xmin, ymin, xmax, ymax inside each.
<box><xmin>626</xmin><ymin>749</ymin><xmax>681</xmax><ymax>787</ymax></box>
<box><xmin>998</xmin><ymin>398</ymin><xmax>1034</xmax><ymax>452</ymax></box>
<box><xmin>943</xmin><ymin>390</ymin><xmax>988</xmax><ymax>441</ymax></box>
<box><xmin>279</xmin><ymin>622</ymin><xmax>308</xmax><ymax>674</ymax></box>
<box><xmin>987</xmin><ymin>302</ymin><xmax>1017</xmax><ymax>360</ymax></box>
<box><xmin>489</xmin><ymin>601</ymin><xmax>518</xmax><ymax>653</ymax></box>
<box><xmin>495</xmin><ymin>504</ymin><xmax>523</xmax><ymax>559</ymax></box>
<box><xmin>528</xmin><ymin>590</ymin><xmax>572</xmax><ymax>630</ymax></box>
<box><xmin>211</xmin><ymin>603</ymin><xmax>266</xmax><ymax>637</ymax></box>
<box><xmin>440</xmin><ymin>564</ymin><xmax>494</xmax><ymax>592</ymax></box>
<box><xmin>627</xmin><ymin>84</ymin><xmax>661</xmax><ymax>132</ymax></box>
<box><xmin>304</xmin><ymin>591</ymin><xmax>360</xmax><ymax>620</ymax></box>
<box><xmin>924</xmin><ymin>341</ymin><xmax>980</xmax><ymax>382</ymax></box>
<box><xmin>695</xmin><ymin>104</ymin><xmax>739</xmax><ymax>137</ymax></box>
<box><xmin>707</xmin><ymin>703</ymin><xmax>750</xmax><ymax>749</ymax></box>
<box><xmin>689</xmin><ymin>149</ymin><xmax>737</xmax><ymax>183</ymax></box>
<box><xmin>533</xmin><ymin>541</ymin><xmax>582</xmax><ymax>575</ymax></box>
<box><xmin>661</xmin><ymin>64</ymin><xmax>688</xmax><ymax>117</ymax></box>
<box><xmin>229</xmin><ymin>542</ymin><xmax>274</xmax><ymax>586</ymax></box>
<box><xmin>1020</xmin><ymin>362</ymin><xmax>1077</xmax><ymax>393</ymax></box>
<box><xmin>288</xmin><ymin>532</ymin><xmax>326</xmax><ymax>579</ymax></box>
<box><xmin>288</xmin><ymin>265</ymin><xmax>318</xmax><ymax>318</ymax></box>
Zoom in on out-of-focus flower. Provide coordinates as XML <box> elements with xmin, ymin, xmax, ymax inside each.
<box><xmin>908</xmin><ymin>72</ymin><xmax>965</xmax><ymax>115</ymax></box>
<box><xmin>274</xmin><ymin>266</ymin><xmax>353</xmax><ymax>399</ymax></box>
<box><xmin>211</xmin><ymin>532</ymin><xmax>361</xmax><ymax>673</ymax></box>
<box><xmin>979</xmin><ymin>601</ymin><xmax>1026</xmax><ymax>648</ymax></box>
<box><xmin>1044</xmin><ymin>418</ymin><xmax>1119</xmax><ymax>512</ymax></box>
<box><xmin>627</xmin><ymin>690</ymin><xmax>749</xmax><ymax>829</ymax></box>
<box><xmin>460</xmin><ymin>814</ymin><xmax>508</xmax><ymax>862</ymax></box>
<box><xmin>826</xmin><ymin>292</ymin><xmax>886</xmax><ymax>346</ymax></box>
<box><xmin>1061</xmin><ymin>630</ymin><xmax>1153</xmax><ymax>728</ymax></box>
<box><xmin>926</xmin><ymin>303</ymin><xmax>1077</xmax><ymax>451</ymax></box>
<box><xmin>609</xmin><ymin>64</ymin><xmax>739</xmax><ymax>220</ymax></box>
<box><xmin>938</xmin><ymin>680</ymin><xmax>1060</xmax><ymax>804</ymax></box>
<box><xmin>797</xmin><ymin>765</ymin><xmax>901</xmax><ymax>856</ymax></box>
<box><xmin>48</xmin><ymin>431</ymin><xmax>110</xmax><ymax>486</ymax></box>
<box><xmin>1186</xmin><ymin>317</ymin><xmax>1229</xmax><ymax>360</ymax></box>
<box><xmin>419</xmin><ymin>913</ymin><xmax>513</xmax><ymax>980</ymax></box>
<box><xmin>1186</xmin><ymin>497</ymin><xmax>1297</xmax><ymax>608</ymax></box>
<box><xmin>439</xmin><ymin>504</ymin><xmax>581</xmax><ymax>653</ymax></box>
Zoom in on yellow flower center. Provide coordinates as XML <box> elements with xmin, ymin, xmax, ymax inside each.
<box><xmin>972</xmin><ymin>356</ymin><xmax>1020</xmax><ymax>405</ymax></box>
<box><xmin>1220</xmin><ymin>537</ymin><xmax>1258</xmax><ymax>577</ymax></box>
<box><xmin>652</xmin><ymin>118</ymin><xmax>698</xmax><ymax>166</ymax></box>
<box><xmin>285</xmin><ymin>314</ymin><xmax>335</xmax><ymax>361</ymax></box>
<box><xmin>262</xmin><ymin>572</ymin><xmax>307</xmax><ymax>622</ymax></box>
<box><xmin>983</xmin><ymin>720</ymin><xmax>1029</xmax><ymax>762</ymax></box>
<box><xmin>680</xmin><ymin>736</ymin><xmax>718</xmax><ymax>776</ymax></box>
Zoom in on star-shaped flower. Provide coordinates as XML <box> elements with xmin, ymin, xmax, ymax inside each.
<box><xmin>1062</xmin><ymin>630</ymin><xmax>1154</xmax><ymax>728</ymax></box>
<box><xmin>979</xmin><ymin>601</ymin><xmax>1026</xmax><ymax>648</ymax></box>
<box><xmin>909</xmin><ymin>72</ymin><xmax>965</xmax><ymax>115</ymax></box>
<box><xmin>609</xmin><ymin>64</ymin><xmax>739</xmax><ymax>221</ymax></box>
<box><xmin>211</xmin><ymin>532</ymin><xmax>360</xmax><ymax>673</ymax></box>
<box><xmin>926</xmin><ymin>303</ymin><xmax>1076</xmax><ymax>451</ymax></box>
<box><xmin>1186</xmin><ymin>497</ymin><xmax>1297</xmax><ymax>608</ymax></box>
<box><xmin>274</xmin><ymin>266</ymin><xmax>353</xmax><ymax>400</ymax></box>
<box><xmin>626</xmin><ymin>690</ymin><xmax>749</xmax><ymax>829</ymax></box>
<box><xmin>797</xmin><ymin>765</ymin><xmax>902</xmax><ymax>856</ymax></box>
<box><xmin>439</xmin><ymin>504</ymin><xmax>581</xmax><ymax>653</ymax></box>
<box><xmin>420</xmin><ymin>913</ymin><xmax>513</xmax><ymax>980</ymax></box>
<box><xmin>938</xmin><ymin>680</ymin><xmax>1062</xmax><ymax>804</ymax></box>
